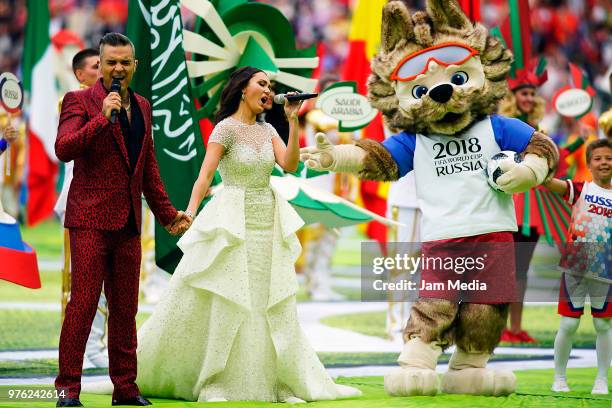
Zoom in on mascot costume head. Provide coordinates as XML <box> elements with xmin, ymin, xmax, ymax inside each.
<box><xmin>368</xmin><ymin>0</ymin><xmax>512</xmax><ymax>135</ymax></box>
<box><xmin>301</xmin><ymin>0</ymin><xmax>559</xmax><ymax>397</ymax></box>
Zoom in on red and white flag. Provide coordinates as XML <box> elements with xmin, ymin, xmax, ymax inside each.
<box><xmin>22</xmin><ymin>0</ymin><xmax>59</xmax><ymax>226</ymax></box>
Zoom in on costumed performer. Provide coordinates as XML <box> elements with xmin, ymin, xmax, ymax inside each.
<box><xmin>301</xmin><ymin>0</ymin><xmax>559</xmax><ymax>396</ymax></box>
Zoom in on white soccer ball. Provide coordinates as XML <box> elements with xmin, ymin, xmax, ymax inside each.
<box><xmin>485</xmin><ymin>150</ymin><xmax>522</xmax><ymax>192</ymax></box>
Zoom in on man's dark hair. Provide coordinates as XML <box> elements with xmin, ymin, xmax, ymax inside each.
<box><xmin>99</xmin><ymin>32</ymin><xmax>135</xmax><ymax>56</ymax></box>
<box><xmin>586</xmin><ymin>138</ymin><xmax>612</xmax><ymax>163</ymax></box>
<box><xmin>72</xmin><ymin>48</ymin><xmax>99</xmax><ymax>75</ymax></box>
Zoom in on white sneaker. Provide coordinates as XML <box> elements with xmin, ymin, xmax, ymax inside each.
<box><xmin>551</xmin><ymin>377</ymin><xmax>570</xmax><ymax>392</ymax></box>
<box><xmin>85</xmin><ymin>348</ymin><xmax>109</xmax><ymax>368</ymax></box>
<box><xmin>82</xmin><ymin>355</ymin><xmax>94</xmax><ymax>370</ymax></box>
<box><xmin>283</xmin><ymin>397</ymin><xmax>306</xmax><ymax>404</ymax></box>
<box><xmin>206</xmin><ymin>397</ymin><xmax>228</xmax><ymax>402</ymax></box>
<box><xmin>592</xmin><ymin>378</ymin><xmax>609</xmax><ymax>395</ymax></box>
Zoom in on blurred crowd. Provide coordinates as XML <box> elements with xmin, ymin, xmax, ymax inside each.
<box><xmin>0</xmin><ymin>0</ymin><xmax>610</xmax><ymax>121</ymax></box>
<box><xmin>0</xmin><ymin>0</ymin><xmax>126</xmax><ymax>74</ymax></box>
<box><xmin>482</xmin><ymin>0</ymin><xmax>611</xmax><ymax>108</ymax></box>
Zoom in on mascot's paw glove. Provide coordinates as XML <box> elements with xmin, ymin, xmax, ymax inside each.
<box><xmin>496</xmin><ymin>154</ymin><xmax>548</xmax><ymax>193</ymax></box>
<box><xmin>441</xmin><ymin>349</ymin><xmax>516</xmax><ymax>396</ymax></box>
<box><xmin>385</xmin><ymin>367</ymin><xmax>439</xmax><ymax>396</ymax></box>
<box><xmin>300</xmin><ymin>133</ymin><xmax>365</xmax><ymax>173</ymax></box>
<box><xmin>384</xmin><ymin>337</ymin><xmax>441</xmax><ymax>396</ymax></box>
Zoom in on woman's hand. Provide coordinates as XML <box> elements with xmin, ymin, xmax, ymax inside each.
<box><xmin>283</xmin><ymin>92</ymin><xmax>303</xmax><ymax>120</ymax></box>
<box><xmin>165</xmin><ymin>211</ymin><xmax>193</xmax><ymax>236</ymax></box>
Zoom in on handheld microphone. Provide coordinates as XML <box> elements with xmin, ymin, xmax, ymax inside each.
<box><xmin>110</xmin><ymin>78</ymin><xmax>121</xmax><ymax>124</ymax></box>
<box><xmin>273</xmin><ymin>93</ymin><xmax>318</xmax><ymax>104</ymax></box>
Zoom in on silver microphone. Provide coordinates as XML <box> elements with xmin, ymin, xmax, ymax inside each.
<box><xmin>273</xmin><ymin>93</ymin><xmax>318</xmax><ymax>104</ymax></box>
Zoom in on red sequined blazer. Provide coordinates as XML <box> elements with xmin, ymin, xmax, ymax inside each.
<box><xmin>55</xmin><ymin>79</ymin><xmax>177</xmax><ymax>232</ymax></box>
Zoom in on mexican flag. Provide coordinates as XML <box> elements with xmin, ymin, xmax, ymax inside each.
<box><xmin>342</xmin><ymin>0</ymin><xmax>388</xmax><ymax>245</ymax></box>
<box><xmin>22</xmin><ymin>0</ymin><xmax>59</xmax><ymax>226</ymax></box>
<box><xmin>127</xmin><ymin>0</ymin><xmax>205</xmax><ymax>273</ymax></box>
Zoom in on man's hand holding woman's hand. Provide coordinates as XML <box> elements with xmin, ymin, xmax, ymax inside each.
<box><xmin>165</xmin><ymin>210</ymin><xmax>193</xmax><ymax>236</ymax></box>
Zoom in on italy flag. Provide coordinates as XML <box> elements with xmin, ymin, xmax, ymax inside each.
<box><xmin>22</xmin><ymin>0</ymin><xmax>59</xmax><ymax>226</ymax></box>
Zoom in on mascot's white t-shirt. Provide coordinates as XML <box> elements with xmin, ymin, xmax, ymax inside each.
<box><xmin>382</xmin><ymin>115</ymin><xmax>535</xmax><ymax>242</ymax></box>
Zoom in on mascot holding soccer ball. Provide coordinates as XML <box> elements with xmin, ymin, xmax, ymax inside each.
<box><xmin>301</xmin><ymin>0</ymin><xmax>558</xmax><ymax>397</ymax></box>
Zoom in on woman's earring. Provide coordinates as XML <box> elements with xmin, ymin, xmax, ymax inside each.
<box><xmin>241</xmin><ymin>93</ymin><xmax>245</xmax><ymax>100</ymax></box>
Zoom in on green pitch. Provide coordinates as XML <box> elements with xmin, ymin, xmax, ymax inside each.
<box><xmin>0</xmin><ymin>310</ymin><xmax>151</xmax><ymax>351</ymax></box>
<box><xmin>0</xmin><ymin>353</ymin><xmax>548</xmax><ymax>379</ymax></box>
<box><xmin>321</xmin><ymin>307</ymin><xmax>598</xmax><ymax>348</ymax></box>
<box><xmin>0</xmin><ymin>369</ymin><xmax>609</xmax><ymax>408</ymax></box>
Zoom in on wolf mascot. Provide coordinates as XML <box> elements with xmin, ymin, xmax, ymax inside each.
<box><xmin>301</xmin><ymin>0</ymin><xmax>558</xmax><ymax>396</ymax></box>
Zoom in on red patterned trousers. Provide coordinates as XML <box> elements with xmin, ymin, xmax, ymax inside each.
<box><xmin>55</xmin><ymin>225</ymin><xmax>141</xmax><ymax>399</ymax></box>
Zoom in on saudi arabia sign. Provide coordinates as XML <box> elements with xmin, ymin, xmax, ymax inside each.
<box><xmin>316</xmin><ymin>81</ymin><xmax>377</xmax><ymax>132</ymax></box>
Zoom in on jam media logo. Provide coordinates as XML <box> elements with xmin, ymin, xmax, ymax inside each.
<box><xmin>316</xmin><ymin>81</ymin><xmax>378</xmax><ymax>131</ymax></box>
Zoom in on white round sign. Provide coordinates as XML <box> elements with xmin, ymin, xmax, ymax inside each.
<box><xmin>320</xmin><ymin>93</ymin><xmax>373</xmax><ymax>121</ymax></box>
<box><xmin>0</xmin><ymin>72</ymin><xmax>23</xmax><ymax>114</ymax></box>
<box><xmin>316</xmin><ymin>81</ymin><xmax>378</xmax><ymax>131</ymax></box>
<box><xmin>554</xmin><ymin>88</ymin><xmax>592</xmax><ymax>118</ymax></box>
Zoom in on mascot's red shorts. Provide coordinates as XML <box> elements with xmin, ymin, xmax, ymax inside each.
<box><xmin>418</xmin><ymin>231</ymin><xmax>517</xmax><ymax>303</ymax></box>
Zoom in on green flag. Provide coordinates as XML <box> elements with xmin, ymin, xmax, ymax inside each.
<box><xmin>127</xmin><ymin>0</ymin><xmax>205</xmax><ymax>273</ymax></box>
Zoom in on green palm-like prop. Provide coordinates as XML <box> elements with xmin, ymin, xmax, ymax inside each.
<box><xmin>181</xmin><ymin>0</ymin><xmax>319</xmax><ymax>120</ymax></box>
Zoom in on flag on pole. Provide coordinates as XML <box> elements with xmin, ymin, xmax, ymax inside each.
<box><xmin>22</xmin><ymin>0</ymin><xmax>59</xmax><ymax>226</ymax></box>
<box><xmin>127</xmin><ymin>0</ymin><xmax>205</xmax><ymax>273</ymax></box>
<box><xmin>342</xmin><ymin>0</ymin><xmax>388</xmax><ymax>244</ymax></box>
<box><xmin>458</xmin><ymin>0</ymin><xmax>480</xmax><ymax>22</ymax></box>
<box><xmin>494</xmin><ymin>0</ymin><xmax>547</xmax><ymax>89</ymax></box>
<box><xmin>568</xmin><ymin>63</ymin><xmax>596</xmax><ymax>97</ymax></box>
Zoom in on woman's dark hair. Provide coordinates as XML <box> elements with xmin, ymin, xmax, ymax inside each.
<box><xmin>214</xmin><ymin>66</ymin><xmax>263</xmax><ymax>124</ymax></box>
<box><xmin>257</xmin><ymin>81</ymin><xmax>290</xmax><ymax>143</ymax></box>
<box><xmin>264</xmin><ymin>102</ymin><xmax>290</xmax><ymax>144</ymax></box>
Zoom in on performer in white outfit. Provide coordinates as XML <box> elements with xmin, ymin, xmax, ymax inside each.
<box><xmin>386</xmin><ymin>171</ymin><xmax>421</xmax><ymax>340</ymax></box>
<box><xmin>302</xmin><ymin>105</ymin><xmax>347</xmax><ymax>301</ymax></box>
<box><xmin>133</xmin><ymin>67</ymin><xmax>362</xmax><ymax>402</ymax></box>
<box><xmin>544</xmin><ymin>139</ymin><xmax>612</xmax><ymax>395</ymax></box>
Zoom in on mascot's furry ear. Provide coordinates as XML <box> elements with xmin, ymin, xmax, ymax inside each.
<box><xmin>426</xmin><ymin>0</ymin><xmax>472</xmax><ymax>33</ymax></box>
<box><xmin>381</xmin><ymin>1</ymin><xmax>414</xmax><ymax>54</ymax></box>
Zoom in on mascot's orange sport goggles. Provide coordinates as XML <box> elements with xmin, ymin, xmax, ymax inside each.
<box><xmin>390</xmin><ymin>43</ymin><xmax>479</xmax><ymax>82</ymax></box>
